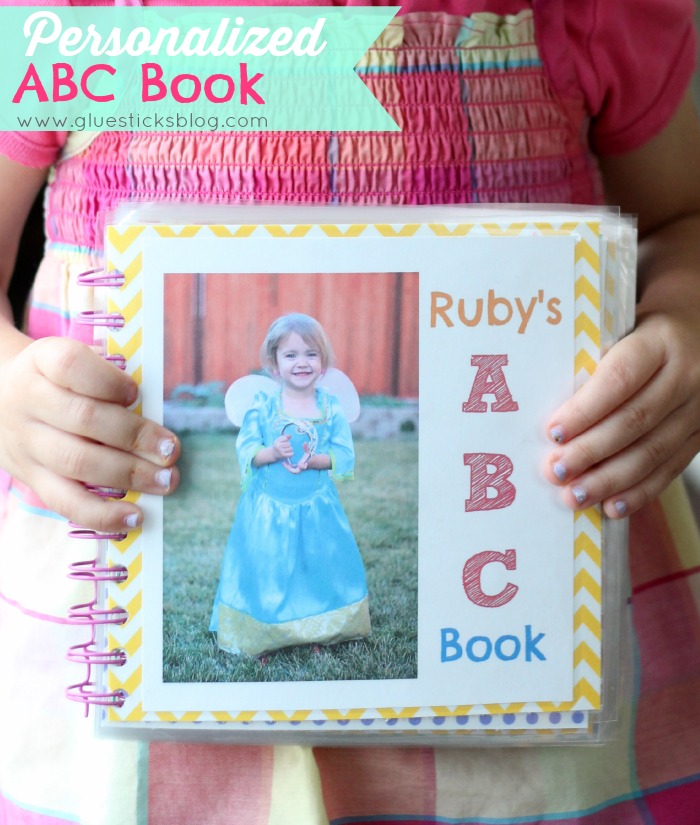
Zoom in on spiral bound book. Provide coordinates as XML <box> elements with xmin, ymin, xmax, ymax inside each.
<box><xmin>72</xmin><ymin>205</ymin><xmax>636</xmax><ymax>743</ymax></box>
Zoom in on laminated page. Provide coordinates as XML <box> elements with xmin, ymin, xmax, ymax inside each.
<box><xmin>82</xmin><ymin>205</ymin><xmax>633</xmax><ymax>744</ymax></box>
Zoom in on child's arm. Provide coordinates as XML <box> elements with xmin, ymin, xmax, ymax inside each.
<box><xmin>252</xmin><ymin>434</ymin><xmax>294</xmax><ymax>466</ymax></box>
<box><xmin>325</xmin><ymin>396</ymin><xmax>355</xmax><ymax>480</ymax></box>
<box><xmin>545</xmin><ymin>93</ymin><xmax>700</xmax><ymax>519</ymax></box>
<box><xmin>303</xmin><ymin>452</ymin><xmax>331</xmax><ymax>471</ymax></box>
<box><xmin>0</xmin><ymin>154</ymin><xmax>180</xmax><ymax>533</ymax></box>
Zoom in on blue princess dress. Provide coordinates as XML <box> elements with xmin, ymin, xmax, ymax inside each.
<box><xmin>210</xmin><ymin>388</ymin><xmax>371</xmax><ymax>656</ymax></box>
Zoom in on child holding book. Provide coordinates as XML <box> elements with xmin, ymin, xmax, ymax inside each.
<box><xmin>209</xmin><ymin>313</ymin><xmax>371</xmax><ymax>656</ymax></box>
<box><xmin>0</xmin><ymin>0</ymin><xmax>699</xmax><ymax>822</ymax></box>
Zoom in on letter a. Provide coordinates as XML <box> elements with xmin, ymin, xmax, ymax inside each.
<box><xmin>12</xmin><ymin>64</ymin><xmax>48</xmax><ymax>103</ymax></box>
<box><xmin>462</xmin><ymin>354</ymin><xmax>519</xmax><ymax>413</ymax></box>
<box><xmin>463</xmin><ymin>452</ymin><xmax>516</xmax><ymax>511</ymax></box>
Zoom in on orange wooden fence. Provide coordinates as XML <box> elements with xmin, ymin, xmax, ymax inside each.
<box><xmin>163</xmin><ymin>271</ymin><xmax>418</xmax><ymax>398</ymax></box>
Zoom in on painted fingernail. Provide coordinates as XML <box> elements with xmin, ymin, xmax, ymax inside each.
<box><xmin>124</xmin><ymin>512</ymin><xmax>140</xmax><ymax>529</ymax></box>
<box><xmin>572</xmin><ymin>487</ymin><xmax>587</xmax><ymax>505</ymax></box>
<box><xmin>156</xmin><ymin>468</ymin><xmax>172</xmax><ymax>490</ymax></box>
<box><xmin>159</xmin><ymin>438</ymin><xmax>175</xmax><ymax>459</ymax></box>
<box><xmin>550</xmin><ymin>426</ymin><xmax>565</xmax><ymax>444</ymax></box>
<box><xmin>553</xmin><ymin>462</ymin><xmax>567</xmax><ymax>482</ymax></box>
<box><xmin>614</xmin><ymin>500</ymin><xmax>628</xmax><ymax>517</ymax></box>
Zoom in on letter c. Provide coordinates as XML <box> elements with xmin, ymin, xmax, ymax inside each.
<box><xmin>81</xmin><ymin>64</ymin><xmax>116</xmax><ymax>102</ymax></box>
<box><xmin>462</xmin><ymin>549</ymin><xmax>518</xmax><ymax>608</ymax></box>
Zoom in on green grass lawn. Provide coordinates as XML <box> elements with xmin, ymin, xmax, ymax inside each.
<box><xmin>163</xmin><ymin>432</ymin><xmax>418</xmax><ymax>684</ymax></box>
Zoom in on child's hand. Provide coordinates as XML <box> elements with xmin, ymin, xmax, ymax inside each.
<box><xmin>296</xmin><ymin>446</ymin><xmax>311</xmax><ymax>472</ymax></box>
<box><xmin>544</xmin><ymin>296</ymin><xmax>700</xmax><ymax>519</ymax></box>
<box><xmin>544</xmin><ymin>93</ymin><xmax>700</xmax><ymax>520</ymax></box>
<box><xmin>271</xmin><ymin>434</ymin><xmax>293</xmax><ymax>462</ymax></box>
<box><xmin>282</xmin><ymin>442</ymin><xmax>311</xmax><ymax>474</ymax></box>
<box><xmin>0</xmin><ymin>337</ymin><xmax>180</xmax><ymax>533</ymax></box>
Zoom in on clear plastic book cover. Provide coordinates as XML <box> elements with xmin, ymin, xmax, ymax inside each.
<box><xmin>73</xmin><ymin>203</ymin><xmax>636</xmax><ymax>744</ymax></box>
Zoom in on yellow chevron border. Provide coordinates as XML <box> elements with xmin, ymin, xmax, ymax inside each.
<box><xmin>99</xmin><ymin>217</ymin><xmax>605</xmax><ymax>728</ymax></box>
<box><xmin>153</xmin><ymin>225</ymin><xmax>203</xmax><ymax>239</ymax></box>
<box><xmin>482</xmin><ymin>222</ymin><xmax>528</xmax><ymax>236</ymax></box>
<box><xmin>209</xmin><ymin>224</ymin><xmax>258</xmax><ymax>238</ymax></box>
<box><xmin>264</xmin><ymin>224</ymin><xmax>312</xmax><ymax>238</ymax></box>
<box><xmin>569</xmin><ymin>220</ymin><xmax>603</xmax><ymax>711</ymax></box>
<box><xmin>104</xmin><ymin>223</ymin><xmax>147</xmax><ymax>724</ymax></box>
<box><xmin>374</xmin><ymin>223</ymin><xmax>421</xmax><ymax>237</ymax></box>
<box><xmin>322</xmin><ymin>708</ymin><xmax>368</xmax><ymax>721</ymax></box>
<box><xmin>427</xmin><ymin>223</ymin><xmax>473</xmax><ymax>237</ymax></box>
<box><xmin>106</xmin><ymin>225</ymin><xmax>145</xmax><ymax>255</ymax></box>
<box><xmin>320</xmin><ymin>224</ymin><xmax>368</xmax><ymax>238</ymax></box>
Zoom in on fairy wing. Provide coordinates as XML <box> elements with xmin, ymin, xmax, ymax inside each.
<box><xmin>318</xmin><ymin>368</ymin><xmax>361</xmax><ymax>422</ymax></box>
<box><xmin>224</xmin><ymin>375</ymin><xmax>279</xmax><ymax>427</ymax></box>
<box><xmin>224</xmin><ymin>368</ymin><xmax>361</xmax><ymax>426</ymax></box>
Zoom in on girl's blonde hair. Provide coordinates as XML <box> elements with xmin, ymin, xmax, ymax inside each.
<box><xmin>260</xmin><ymin>313</ymin><xmax>334</xmax><ymax>374</ymax></box>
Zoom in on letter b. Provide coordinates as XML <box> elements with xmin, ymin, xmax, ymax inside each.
<box><xmin>441</xmin><ymin>628</ymin><xmax>462</xmax><ymax>662</ymax></box>
<box><xmin>464</xmin><ymin>453</ymin><xmax>516</xmax><ymax>511</ymax></box>
<box><xmin>53</xmin><ymin>63</ymin><xmax>77</xmax><ymax>102</ymax></box>
<box><xmin>142</xmin><ymin>63</ymin><xmax>167</xmax><ymax>102</ymax></box>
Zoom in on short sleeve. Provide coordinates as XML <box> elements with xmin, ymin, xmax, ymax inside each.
<box><xmin>235</xmin><ymin>392</ymin><xmax>268</xmax><ymax>489</ymax></box>
<box><xmin>0</xmin><ymin>132</ymin><xmax>68</xmax><ymax>169</ymax></box>
<box><xmin>563</xmin><ymin>0</ymin><xmax>697</xmax><ymax>155</ymax></box>
<box><xmin>327</xmin><ymin>394</ymin><xmax>355</xmax><ymax>481</ymax></box>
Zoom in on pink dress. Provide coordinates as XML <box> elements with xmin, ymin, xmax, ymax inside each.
<box><xmin>1</xmin><ymin>1</ymin><xmax>699</xmax><ymax>823</ymax></box>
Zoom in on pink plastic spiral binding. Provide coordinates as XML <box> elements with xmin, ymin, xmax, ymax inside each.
<box><xmin>65</xmin><ymin>683</ymin><xmax>128</xmax><ymax>708</ymax></box>
<box><xmin>68</xmin><ymin>523</ymin><xmax>128</xmax><ymax>542</ymax></box>
<box><xmin>104</xmin><ymin>354</ymin><xmax>128</xmax><ymax>370</ymax></box>
<box><xmin>75</xmin><ymin>310</ymin><xmax>126</xmax><ymax>329</ymax></box>
<box><xmin>68</xmin><ymin>558</ymin><xmax>128</xmax><ymax>583</ymax></box>
<box><xmin>65</xmin><ymin>544</ymin><xmax>130</xmax><ymax>713</ymax></box>
<box><xmin>66</xmin><ymin>642</ymin><xmax>127</xmax><ymax>667</ymax></box>
<box><xmin>77</xmin><ymin>268</ymin><xmax>126</xmax><ymax>288</ymax></box>
<box><xmin>84</xmin><ymin>485</ymin><xmax>128</xmax><ymax>500</ymax></box>
<box><xmin>67</xmin><ymin>270</ymin><xmax>130</xmax><ymax>714</ymax></box>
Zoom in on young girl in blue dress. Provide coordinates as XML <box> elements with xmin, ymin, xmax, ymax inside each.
<box><xmin>210</xmin><ymin>313</ymin><xmax>371</xmax><ymax>657</ymax></box>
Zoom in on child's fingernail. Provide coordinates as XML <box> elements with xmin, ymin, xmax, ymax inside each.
<box><xmin>553</xmin><ymin>462</ymin><xmax>567</xmax><ymax>481</ymax></box>
<box><xmin>614</xmin><ymin>500</ymin><xmax>628</xmax><ymax>517</ymax></box>
<box><xmin>124</xmin><ymin>512</ymin><xmax>140</xmax><ymax>529</ymax></box>
<box><xmin>550</xmin><ymin>426</ymin><xmax>565</xmax><ymax>443</ymax></box>
<box><xmin>159</xmin><ymin>438</ymin><xmax>175</xmax><ymax>459</ymax></box>
<box><xmin>156</xmin><ymin>469</ymin><xmax>172</xmax><ymax>490</ymax></box>
<box><xmin>572</xmin><ymin>487</ymin><xmax>588</xmax><ymax>505</ymax></box>
<box><xmin>125</xmin><ymin>383</ymin><xmax>139</xmax><ymax>406</ymax></box>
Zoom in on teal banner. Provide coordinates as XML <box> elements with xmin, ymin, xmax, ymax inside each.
<box><xmin>0</xmin><ymin>6</ymin><xmax>399</xmax><ymax>131</ymax></box>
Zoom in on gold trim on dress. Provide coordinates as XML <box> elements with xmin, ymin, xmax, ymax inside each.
<box><xmin>216</xmin><ymin>597</ymin><xmax>371</xmax><ymax>656</ymax></box>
